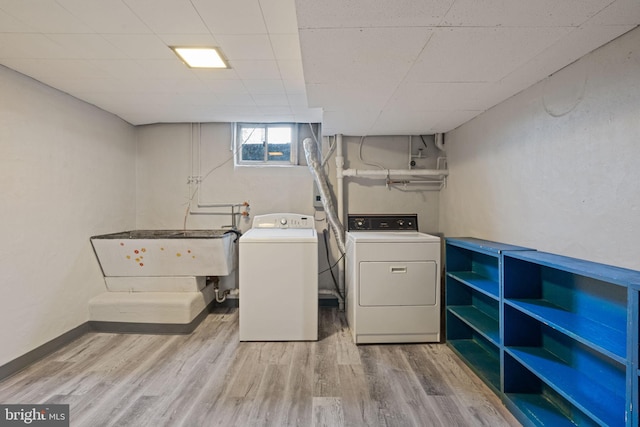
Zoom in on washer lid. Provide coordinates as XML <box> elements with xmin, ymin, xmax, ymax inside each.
<box><xmin>347</xmin><ymin>231</ymin><xmax>440</xmax><ymax>243</ymax></box>
<box><xmin>240</xmin><ymin>228</ymin><xmax>318</xmax><ymax>243</ymax></box>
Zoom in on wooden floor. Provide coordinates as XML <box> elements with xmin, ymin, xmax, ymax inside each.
<box><xmin>0</xmin><ymin>308</ymin><xmax>520</xmax><ymax>426</ymax></box>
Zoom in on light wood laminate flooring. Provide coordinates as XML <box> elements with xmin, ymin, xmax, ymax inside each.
<box><xmin>0</xmin><ymin>308</ymin><xmax>520</xmax><ymax>426</ymax></box>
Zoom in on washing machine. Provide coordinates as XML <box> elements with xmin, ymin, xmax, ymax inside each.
<box><xmin>239</xmin><ymin>213</ymin><xmax>318</xmax><ymax>341</ymax></box>
<box><xmin>346</xmin><ymin>214</ymin><xmax>441</xmax><ymax>344</ymax></box>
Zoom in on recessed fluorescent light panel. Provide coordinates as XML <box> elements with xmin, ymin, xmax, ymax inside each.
<box><xmin>171</xmin><ymin>47</ymin><xmax>229</xmax><ymax>69</ymax></box>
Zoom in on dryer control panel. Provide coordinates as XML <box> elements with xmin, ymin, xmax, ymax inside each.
<box><xmin>252</xmin><ymin>213</ymin><xmax>313</xmax><ymax>229</ymax></box>
<box><xmin>347</xmin><ymin>214</ymin><xmax>418</xmax><ymax>231</ymax></box>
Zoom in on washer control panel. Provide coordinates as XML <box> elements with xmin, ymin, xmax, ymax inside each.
<box><xmin>347</xmin><ymin>214</ymin><xmax>418</xmax><ymax>231</ymax></box>
<box><xmin>252</xmin><ymin>213</ymin><xmax>313</xmax><ymax>229</ymax></box>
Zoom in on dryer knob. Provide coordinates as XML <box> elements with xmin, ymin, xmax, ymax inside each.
<box><xmin>280</xmin><ymin>218</ymin><xmax>288</xmax><ymax>226</ymax></box>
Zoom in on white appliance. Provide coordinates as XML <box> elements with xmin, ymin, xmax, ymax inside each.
<box><xmin>239</xmin><ymin>213</ymin><xmax>318</xmax><ymax>341</ymax></box>
<box><xmin>346</xmin><ymin>214</ymin><xmax>441</xmax><ymax>344</ymax></box>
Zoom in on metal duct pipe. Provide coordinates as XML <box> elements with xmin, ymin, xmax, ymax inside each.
<box><xmin>303</xmin><ymin>138</ymin><xmax>346</xmax><ymax>255</ymax></box>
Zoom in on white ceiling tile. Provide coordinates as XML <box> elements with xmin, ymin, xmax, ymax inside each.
<box><xmin>283</xmin><ymin>79</ymin><xmax>306</xmax><ymax>94</ymax></box>
<box><xmin>0</xmin><ymin>33</ymin><xmax>67</xmax><ymax>59</ymax></box>
<box><xmin>300</xmin><ymin>27</ymin><xmax>432</xmax><ymax>84</ymax></box>
<box><xmin>441</xmin><ymin>0</ymin><xmax>613</xmax><ymax>27</ymax></box>
<box><xmin>215</xmin><ymin>34</ymin><xmax>274</xmax><ymax>61</ymax></box>
<box><xmin>43</xmin><ymin>76</ymin><xmax>121</xmax><ymax>94</ymax></box>
<box><xmin>191</xmin><ymin>0</ymin><xmax>267</xmax><ymax>35</ymax></box>
<box><xmin>156</xmin><ymin>34</ymin><xmax>219</xmax><ymax>47</ymax></box>
<box><xmin>231</xmin><ymin>60</ymin><xmax>281</xmax><ymax>79</ymax></box>
<box><xmin>214</xmin><ymin>92</ymin><xmax>256</xmax><ymax>107</ymax></box>
<box><xmin>0</xmin><ymin>8</ymin><xmax>33</xmax><ymax>32</ymax></box>
<box><xmin>124</xmin><ymin>0</ymin><xmax>209</xmax><ymax>34</ymax></box>
<box><xmin>584</xmin><ymin>0</ymin><xmax>640</xmax><ymax>25</ymax></box>
<box><xmin>134</xmin><ymin>59</ymin><xmax>197</xmax><ymax>79</ymax></box>
<box><xmin>305</xmin><ymin>83</ymin><xmax>394</xmax><ymax>109</ymax></box>
<box><xmin>260</xmin><ymin>0</ymin><xmax>298</xmax><ymax>34</ymax></box>
<box><xmin>277</xmin><ymin>59</ymin><xmax>304</xmax><ymax>80</ymax></box>
<box><xmin>45</xmin><ymin>34</ymin><xmax>127</xmax><ymax>60</ymax></box>
<box><xmin>243</xmin><ymin>79</ymin><xmax>285</xmax><ymax>94</ymax></box>
<box><xmin>406</xmin><ymin>27</ymin><xmax>572</xmax><ymax>83</ymax></box>
<box><xmin>295</xmin><ymin>0</ymin><xmax>454</xmax><ymax>29</ymax></box>
<box><xmin>88</xmin><ymin>59</ymin><xmax>148</xmax><ymax>79</ymax></box>
<box><xmin>252</xmin><ymin>93</ymin><xmax>289</xmax><ymax>106</ymax></box>
<box><xmin>269</xmin><ymin>34</ymin><xmax>301</xmax><ymax>60</ymax></box>
<box><xmin>56</xmin><ymin>0</ymin><xmax>151</xmax><ymax>34</ymax></box>
<box><xmin>0</xmin><ymin>0</ymin><xmax>634</xmax><ymax>131</ymax></box>
<box><xmin>201</xmin><ymin>79</ymin><xmax>247</xmax><ymax>94</ymax></box>
<box><xmin>191</xmin><ymin>67</ymin><xmax>240</xmax><ymax>80</ymax></box>
<box><xmin>103</xmin><ymin>34</ymin><xmax>175</xmax><ymax>60</ymax></box>
<box><xmin>286</xmin><ymin>93</ymin><xmax>308</xmax><ymax>106</ymax></box>
<box><xmin>0</xmin><ymin>0</ymin><xmax>91</xmax><ymax>33</ymax></box>
<box><xmin>386</xmin><ymin>82</ymin><xmax>496</xmax><ymax>111</ymax></box>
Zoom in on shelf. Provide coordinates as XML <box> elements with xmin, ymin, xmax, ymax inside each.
<box><xmin>505</xmin><ymin>298</ymin><xmax>626</xmax><ymax>363</ymax></box>
<box><xmin>447</xmin><ymin>271</ymin><xmax>499</xmax><ymax>299</ymax></box>
<box><xmin>445</xmin><ymin>237</ymin><xmax>533</xmax><ymax>256</ymax></box>
<box><xmin>447</xmin><ymin>306</ymin><xmax>499</xmax><ymax>345</ymax></box>
<box><xmin>448</xmin><ymin>338</ymin><xmax>500</xmax><ymax>391</ymax></box>
<box><xmin>505</xmin><ymin>393</ymin><xmax>595</xmax><ymax>427</ymax></box>
<box><xmin>504</xmin><ymin>250</ymin><xmax>640</xmax><ymax>290</ymax></box>
<box><xmin>506</xmin><ymin>346</ymin><xmax>625</xmax><ymax>427</ymax></box>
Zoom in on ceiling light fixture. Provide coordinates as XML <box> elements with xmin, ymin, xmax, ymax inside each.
<box><xmin>171</xmin><ymin>47</ymin><xmax>229</xmax><ymax>69</ymax></box>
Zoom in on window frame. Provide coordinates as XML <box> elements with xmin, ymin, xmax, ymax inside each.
<box><xmin>235</xmin><ymin>122</ymin><xmax>299</xmax><ymax>166</ymax></box>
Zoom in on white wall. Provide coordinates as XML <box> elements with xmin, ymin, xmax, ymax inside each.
<box><xmin>337</xmin><ymin>135</ymin><xmax>442</xmax><ymax>234</ymax></box>
<box><xmin>135</xmin><ymin>123</ymin><xmax>318</xmax><ymax>231</ymax></box>
<box><xmin>439</xmin><ymin>27</ymin><xmax>640</xmax><ymax>270</ymax></box>
<box><xmin>0</xmin><ymin>66</ymin><xmax>136</xmax><ymax>366</ymax></box>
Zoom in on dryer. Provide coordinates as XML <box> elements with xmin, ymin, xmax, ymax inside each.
<box><xmin>346</xmin><ymin>214</ymin><xmax>441</xmax><ymax>344</ymax></box>
<box><xmin>239</xmin><ymin>213</ymin><xmax>318</xmax><ymax>341</ymax></box>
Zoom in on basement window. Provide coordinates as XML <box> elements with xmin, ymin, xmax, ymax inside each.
<box><xmin>235</xmin><ymin>123</ymin><xmax>298</xmax><ymax>166</ymax></box>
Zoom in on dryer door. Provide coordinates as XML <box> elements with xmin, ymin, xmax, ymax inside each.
<box><xmin>358</xmin><ymin>261</ymin><xmax>437</xmax><ymax>306</ymax></box>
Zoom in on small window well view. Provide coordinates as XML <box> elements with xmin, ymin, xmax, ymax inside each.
<box><xmin>236</xmin><ymin>123</ymin><xmax>297</xmax><ymax>165</ymax></box>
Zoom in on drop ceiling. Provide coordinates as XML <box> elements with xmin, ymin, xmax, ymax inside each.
<box><xmin>0</xmin><ymin>0</ymin><xmax>638</xmax><ymax>136</ymax></box>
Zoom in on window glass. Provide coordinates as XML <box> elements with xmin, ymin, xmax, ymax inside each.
<box><xmin>240</xmin><ymin>126</ymin><xmax>265</xmax><ymax>161</ymax></box>
<box><xmin>236</xmin><ymin>123</ymin><xmax>297</xmax><ymax>166</ymax></box>
<box><xmin>267</xmin><ymin>126</ymin><xmax>292</xmax><ymax>161</ymax></box>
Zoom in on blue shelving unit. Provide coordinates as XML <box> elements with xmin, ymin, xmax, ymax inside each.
<box><xmin>445</xmin><ymin>238</ymin><xmax>640</xmax><ymax>427</ymax></box>
<box><xmin>445</xmin><ymin>238</ymin><xmax>531</xmax><ymax>394</ymax></box>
